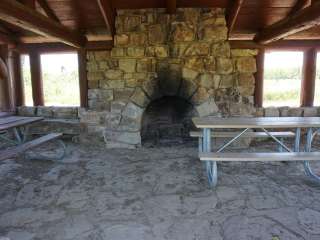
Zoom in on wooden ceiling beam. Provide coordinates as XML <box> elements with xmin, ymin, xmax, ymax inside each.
<box><xmin>288</xmin><ymin>0</ymin><xmax>310</xmax><ymax>16</ymax></box>
<box><xmin>0</xmin><ymin>0</ymin><xmax>86</xmax><ymax>48</ymax></box>
<box><xmin>0</xmin><ymin>32</ymin><xmax>17</xmax><ymax>46</ymax></box>
<box><xmin>226</xmin><ymin>0</ymin><xmax>245</xmax><ymax>35</ymax></box>
<box><xmin>36</xmin><ymin>0</ymin><xmax>60</xmax><ymax>23</ymax></box>
<box><xmin>254</xmin><ymin>1</ymin><xmax>320</xmax><ymax>44</ymax></box>
<box><xmin>97</xmin><ymin>0</ymin><xmax>116</xmax><ymax>37</ymax></box>
<box><xmin>166</xmin><ymin>0</ymin><xmax>177</xmax><ymax>14</ymax></box>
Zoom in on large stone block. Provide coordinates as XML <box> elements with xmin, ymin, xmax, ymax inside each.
<box><xmin>184</xmin><ymin>43</ymin><xmax>210</xmax><ymax>56</ymax></box>
<box><xmin>100</xmin><ymin>80</ymin><xmax>125</xmax><ymax>89</ymax></box>
<box><xmin>87</xmin><ymin>71</ymin><xmax>104</xmax><ymax>81</ymax></box>
<box><xmin>196</xmin><ymin>98</ymin><xmax>219</xmax><ymax>117</ymax></box>
<box><xmin>154</xmin><ymin>46</ymin><xmax>169</xmax><ymax>58</ymax></box>
<box><xmin>303</xmin><ymin>107</ymin><xmax>319</xmax><ymax>117</ymax></box>
<box><xmin>219</xmin><ymin>74</ymin><xmax>234</xmax><ymax>88</ymax></box>
<box><xmin>231</xmin><ymin>49</ymin><xmax>259</xmax><ymax>57</ymax></box>
<box><xmin>88</xmin><ymin>89</ymin><xmax>113</xmax><ymax>101</ymax></box>
<box><xmin>119</xmin><ymin>59</ymin><xmax>137</xmax><ymax>73</ymax></box>
<box><xmin>130</xmin><ymin>88</ymin><xmax>149</xmax><ymax>107</ymax></box>
<box><xmin>111</xmin><ymin>101</ymin><xmax>127</xmax><ymax>114</ymax></box>
<box><xmin>236</xmin><ymin>57</ymin><xmax>257</xmax><ymax>73</ymax></box>
<box><xmin>148</xmin><ymin>24</ymin><xmax>167</xmax><ymax>44</ymax></box>
<box><xmin>94</xmin><ymin>51</ymin><xmax>110</xmax><ymax>61</ymax></box>
<box><xmin>199</xmin><ymin>26</ymin><xmax>228</xmax><ymax>42</ymax></box>
<box><xmin>170</xmin><ymin>44</ymin><xmax>189</xmax><ymax>57</ymax></box>
<box><xmin>204</xmin><ymin>57</ymin><xmax>216</xmax><ymax>71</ymax></box>
<box><xmin>127</xmin><ymin>47</ymin><xmax>145</xmax><ymax>57</ymax></box>
<box><xmin>137</xmin><ymin>58</ymin><xmax>155</xmax><ymax>72</ymax></box>
<box><xmin>211</xmin><ymin>42</ymin><xmax>231</xmax><ymax>57</ymax></box>
<box><xmin>111</xmin><ymin>48</ymin><xmax>126</xmax><ymax>57</ymax></box>
<box><xmin>191</xmin><ymin>87</ymin><xmax>210</xmax><ymax>104</ymax></box>
<box><xmin>105</xmin><ymin>70</ymin><xmax>124</xmax><ymax>79</ymax></box>
<box><xmin>182</xmin><ymin>67</ymin><xmax>199</xmax><ymax>80</ymax></box>
<box><xmin>129</xmin><ymin>32</ymin><xmax>147</xmax><ymax>46</ymax></box>
<box><xmin>122</xmin><ymin>102</ymin><xmax>143</xmax><ymax>120</ymax></box>
<box><xmin>105</xmin><ymin>112</ymin><xmax>122</xmax><ymax>129</ymax></box>
<box><xmin>264</xmin><ymin>107</ymin><xmax>279</xmax><ymax>117</ymax></box>
<box><xmin>114</xmin><ymin>34</ymin><xmax>129</xmax><ymax>46</ymax></box>
<box><xmin>37</xmin><ymin>106</ymin><xmax>53</xmax><ymax>118</ymax></box>
<box><xmin>17</xmin><ymin>106</ymin><xmax>36</xmax><ymax>117</ymax></box>
<box><xmin>199</xmin><ymin>73</ymin><xmax>213</xmax><ymax>88</ymax></box>
<box><xmin>216</xmin><ymin>58</ymin><xmax>233</xmax><ymax>74</ymax></box>
<box><xmin>122</xmin><ymin>15</ymin><xmax>142</xmax><ymax>32</ymax></box>
<box><xmin>184</xmin><ymin>57</ymin><xmax>205</xmax><ymax>71</ymax></box>
<box><xmin>52</xmin><ymin>107</ymin><xmax>79</xmax><ymax>119</ymax></box>
<box><xmin>113</xmin><ymin>88</ymin><xmax>134</xmax><ymax>101</ymax></box>
<box><xmin>171</xmin><ymin>22</ymin><xmax>195</xmax><ymax>42</ymax></box>
<box><xmin>238</xmin><ymin>73</ymin><xmax>255</xmax><ymax>87</ymax></box>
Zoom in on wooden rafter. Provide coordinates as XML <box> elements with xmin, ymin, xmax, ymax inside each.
<box><xmin>36</xmin><ymin>0</ymin><xmax>60</xmax><ymax>23</ymax></box>
<box><xmin>0</xmin><ymin>32</ymin><xmax>17</xmax><ymax>46</ymax></box>
<box><xmin>0</xmin><ymin>0</ymin><xmax>86</xmax><ymax>48</ymax></box>
<box><xmin>97</xmin><ymin>0</ymin><xmax>116</xmax><ymax>37</ymax></box>
<box><xmin>254</xmin><ymin>1</ymin><xmax>320</xmax><ymax>44</ymax></box>
<box><xmin>288</xmin><ymin>0</ymin><xmax>310</xmax><ymax>16</ymax></box>
<box><xmin>166</xmin><ymin>0</ymin><xmax>177</xmax><ymax>14</ymax></box>
<box><xmin>226</xmin><ymin>0</ymin><xmax>244</xmax><ymax>35</ymax></box>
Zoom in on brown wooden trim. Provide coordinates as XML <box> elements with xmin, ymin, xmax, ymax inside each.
<box><xmin>8</xmin><ymin>50</ymin><xmax>25</xmax><ymax>106</ymax></box>
<box><xmin>254</xmin><ymin>1</ymin><xmax>320</xmax><ymax>44</ymax></box>
<box><xmin>0</xmin><ymin>0</ymin><xmax>86</xmax><ymax>48</ymax></box>
<box><xmin>97</xmin><ymin>0</ymin><xmax>116</xmax><ymax>37</ymax></box>
<box><xmin>0</xmin><ymin>32</ymin><xmax>17</xmax><ymax>46</ymax></box>
<box><xmin>36</xmin><ymin>0</ymin><xmax>60</xmax><ymax>22</ymax></box>
<box><xmin>230</xmin><ymin>40</ymin><xmax>320</xmax><ymax>50</ymax></box>
<box><xmin>0</xmin><ymin>47</ymin><xmax>12</xmax><ymax>111</ymax></box>
<box><xmin>78</xmin><ymin>48</ymin><xmax>88</xmax><ymax>108</ymax></box>
<box><xmin>29</xmin><ymin>50</ymin><xmax>44</xmax><ymax>106</ymax></box>
<box><xmin>226</xmin><ymin>0</ymin><xmax>244</xmax><ymax>35</ymax></box>
<box><xmin>254</xmin><ymin>49</ymin><xmax>265</xmax><ymax>108</ymax></box>
<box><xmin>301</xmin><ymin>48</ymin><xmax>317</xmax><ymax>107</ymax></box>
<box><xmin>166</xmin><ymin>0</ymin><xmax>177</xmax><ymax>14</ymax></box>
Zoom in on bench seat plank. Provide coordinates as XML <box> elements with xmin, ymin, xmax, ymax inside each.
<box><xmin>190</xmin><ymin>131</ymin><xmax>295</xmax><ymax>138</ymax></box>
<box><xmin>200</xmin><ymin>152</ymin><xmax>320</xmax><ymax>162</ymax></box>
<box><xmin>0</xmin><ymin>133</ymin><xmax>62</xmax><ymax>161</ymax></box>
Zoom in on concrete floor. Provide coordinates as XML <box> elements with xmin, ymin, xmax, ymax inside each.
<box><xmin>1</xmin><ymin>142</ymin><xmax>320</xmax><ymax>240</ymax></box>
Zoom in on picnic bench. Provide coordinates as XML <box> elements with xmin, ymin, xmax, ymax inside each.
<box><xmin>0</xmin><ymin>115</ymin><xmax>65</xmax><ymax>161</ymax></box>
<box><xmin>192</xmin><ymin>117</ymin><xmax>320</xmax><ymax>187</ymax></box>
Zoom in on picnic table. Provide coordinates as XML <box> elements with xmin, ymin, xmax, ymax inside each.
<box><xmin>0</xmin><ymin>115</ymin><xmax>65</xmax><ymax>161</ymax></box>
<box><xmin>192</xmin><ymin>117</ymin><xmax>320</xmax><ymax>187</ymax></box>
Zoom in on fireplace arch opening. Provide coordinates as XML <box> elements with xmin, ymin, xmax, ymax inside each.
<box><xmin>141</xmin><ymin>96</ymin><xmax>198</xmax><ymax>146</ymax></box>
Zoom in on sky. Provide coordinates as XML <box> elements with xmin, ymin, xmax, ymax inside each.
<box><xmin>264</xmin><ymin>51</ymin><xmax>304</xmax><ymax>69</ymax></box>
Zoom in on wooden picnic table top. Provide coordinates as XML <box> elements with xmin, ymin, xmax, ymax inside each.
<box><xmin>192</xmin><ymin>117</ymin><xmax>320</xmax><ymax>129</ymax></box>
<box><xmin>0</xmin><ymin>116</ymin><xmax>44</xmax><ymax>131</ymax></box>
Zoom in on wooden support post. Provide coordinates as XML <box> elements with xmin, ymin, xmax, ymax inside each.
<box><xmin>226</xmin><ymin>0</ymin><xmax>244</xmax><ymax>35</ymax></box>
<box><xmin>301</xmin><ymin>48</ymin><xmax>317</xmax><ymax>107</ymax></box>
<box><xmin>29</xmin><ymin>50</ymin><xmax>44</xmax><ymax>106</ymax></box>
<box><xmin>254</xmin><ymin>49</ymin><xmax>265</xmax><ymax>107</ymax></box>
<box><xmin>8</xmin><ymin>49</ymin><xmax>25</xmax><ymax>106</ymax></box>
<box><xmin>78</xmin><ymin>48</ymin><xmax>88</xmax><ymax>108</ymax></box>
<box><xmin>0</xmin><ymin>46</ymin><xmax>12</xmax><ymax>111</ymax></box>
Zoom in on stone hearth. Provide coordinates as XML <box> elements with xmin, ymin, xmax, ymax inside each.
<box><xmin>80</xmin><ymin>8</ymin><xmax>258</xmax><ymax>148</ymax></box>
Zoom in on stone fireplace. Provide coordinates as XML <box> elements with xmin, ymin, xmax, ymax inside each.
<box><xmin>80</xmin><ymin>8</ymin><xmax>258</xmax><ymax>148</ymax></box>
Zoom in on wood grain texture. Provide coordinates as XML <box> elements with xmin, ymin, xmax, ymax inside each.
<box><xmin>190</xmin><ymin>131</ymin><xmax>295</xmax><ymax>138</ymax></box>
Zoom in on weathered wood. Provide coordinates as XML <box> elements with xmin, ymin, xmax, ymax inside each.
<box><xmin>0</xmin><ymin>116</ymin><xmax>43</xmax><ymax>131</ymax></box>
<box><xmin>288</xmin><ymin>0</ymin><xmax>311</xmax><ymax>16</ymax></box>
<box><xmin>29</xmin><ymin>50</ymin><xmax>44</xmax><ymax>106</ymax></box>
<box><xmin>230</xmin><ymin>40</ymin><xmax>320</xmax><ymax>50</ymax></box>
<box><xmin>8</xmin><ymin>50</ymin><xmax>25</xmax><ymax>106</ymax></box>
<box><xmin>254</xmin><ymin>49</ymin><xmax>265</xmax><ymax>107</ymax></box>
<box><xmin>301</xmin><ymin>48</ymin><xmax>317</xmax><ymax>107</ymax></box>
<box><xmin>226</xmin><ymin>0</ymin><xmax>244</xmax><ymax>35</ymax></box>
<box><xmin>166</xmin><ymin>0</ymin><xmax>177</xmax><ymax>14</ymax></box>
<box><xmin>0</xmin><ymin>0</ymin><xmax>86</xmax><ymax>48</ymax></box>
<box><xmin>36</xmin><ymin>0</ymin><xmax>60</xmax><ymax>22</ymax></box>
<box><xmin>0</xmin><ymin>133</ymin><xmax>62</xmax><ymax>161</ymax></box>
<box><xmin>0</xmin><ymin>32</ymin><xmax>17</xmax><ymax>46</ymax></box>
<box><xmin>192</xmin><ymin>117</ymin><xmax>320</xmax><ymax>129</ymax></box>
<box><xmin>190</xmin><ymin>131</ymin><xmax>295</xmax><ymax>138</ymax></box>
<box><xmin>199</xmin><ymin>152</ymin><xmax>320</xmax><ymax>162</ymax></box>
<box><xmin>78</xmin><ymin>48</ymin><xmax>88</xmax><ymax>108</ymax></box>
<box><xmin>0</xmin><ymin>54</ymin><xmax>11</xmax><ymax>111</ymax></box>
<box><xmin>97</xmin><ymin>0</ymin><xmax>116</xmax><ymax>37</ymax></box>
<box><xmin>254</xmin><ymin>1</ymin><xmax>320</xmax><ymax>44</ymax></box>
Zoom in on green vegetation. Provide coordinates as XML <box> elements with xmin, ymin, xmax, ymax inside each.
<box><xmin>21</xmin><ymin>56</ymin><xmax>80</xmax><ymax>106</ymax></box>
<box><xmin>263</xmin><ymin>66</ymin><xmax>320</xmax><ymax>107</ymax></box>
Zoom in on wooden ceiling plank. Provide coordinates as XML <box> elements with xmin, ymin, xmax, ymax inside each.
<box><xmin>254</xmin><ymin>1</ymin><xmax>320</xmax><ymax>44</ymax></box>
<box><xmin>36</xmin><ymin>0</ymin><xmax>60</xmax><ymax>23</ymax></box>
<box><xmin>96</xmin><ymin>0</ymin><xmax>115</xmax><ymax>37</ymax></box>
<box><xmin>226</xmin><ymin>0</ymin><xmax>245</xmax><ymax>35</ymax></box>
<box><xmin>0</xmin><ymin>0</ymin><xmax>86</xmax><ymax>48</ymax></box>
<box><xmin>166</xmin><ymin>0</ymin><xmax>177</xmax><ymax>14</ymax></box>
<box><xmin>0</xmin><ymin>32</ymin><xmax>17</xmax><ymax>46</ymax></box>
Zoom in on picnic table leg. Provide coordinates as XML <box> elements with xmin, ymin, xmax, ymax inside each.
<box><xmin>203</xmin><ymin>128</ymin><xmax>217</xmax><ymax>187</ymax></box>
<box><xmin>294</xmin><ymin>128</ymin><xmax>301</xmax><ymax>152</ymax></box>
<box><xmin>303</xmin><ymin>128</ymin><xmax>320</xmax><ymax>183</ymax></box>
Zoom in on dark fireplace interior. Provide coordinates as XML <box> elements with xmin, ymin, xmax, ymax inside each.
<box><xmin>141</xmin><ymin>96</ymin><xmax>197</xmax><ymax>146</ymax></box>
